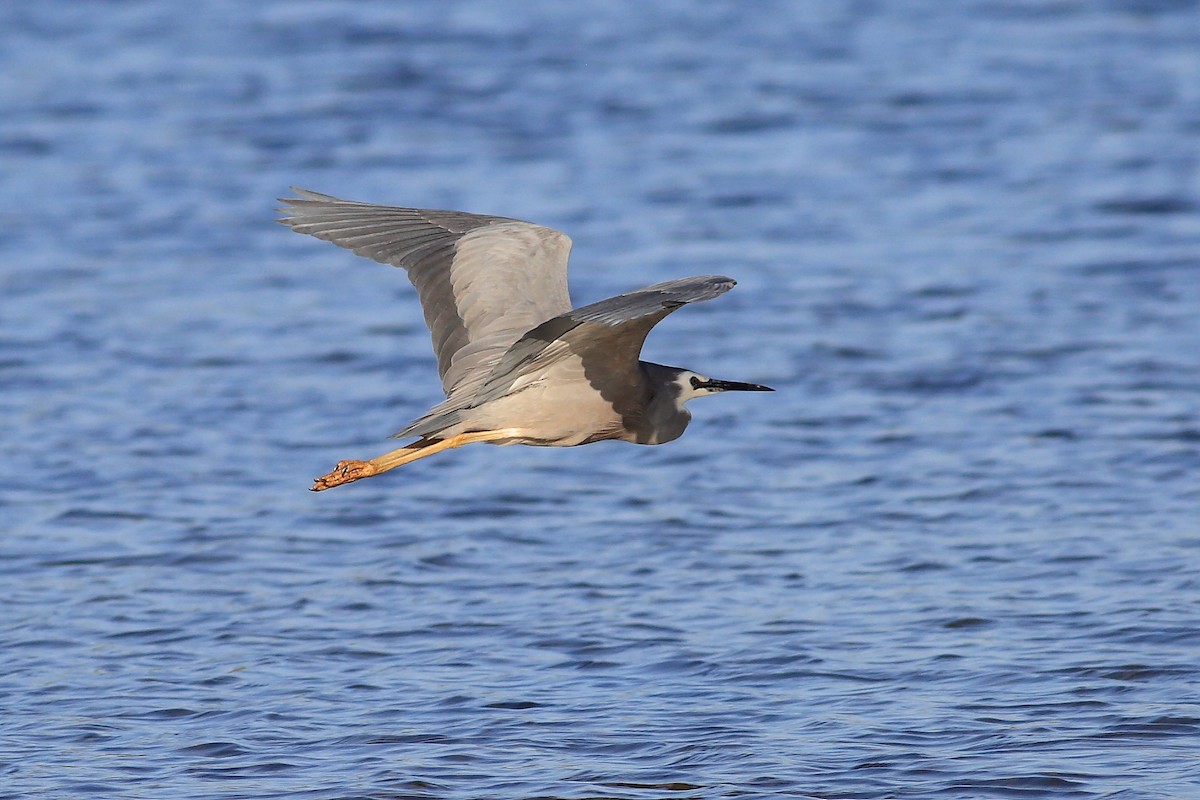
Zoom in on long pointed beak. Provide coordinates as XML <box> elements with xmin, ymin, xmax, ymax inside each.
<box><xmin>704</xmin><ymin>378</ymin><xmax>774</xmax><ymax>393</ymax></box>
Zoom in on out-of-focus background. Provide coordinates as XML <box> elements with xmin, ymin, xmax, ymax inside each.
<box><xmin>3</xmin><ymin>2</ymin><xmax>1198</xmax><ymax>797</ymax></box>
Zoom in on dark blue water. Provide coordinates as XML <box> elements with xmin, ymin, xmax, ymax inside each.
<box><xmin>3</xmin><ymin>2</ymin><xmax>1199</xmax><ymax>797</ymax></box>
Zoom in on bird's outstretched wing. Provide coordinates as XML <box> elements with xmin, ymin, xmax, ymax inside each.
<box><xmin>278</xmin><ymin>189</ymin><xmax>573</xmax><ymax>397</ymax></box>
<box><xmin>394</xmin><ymin>276</ymin><xmax>735</xmax><ymax>439</ymax></box>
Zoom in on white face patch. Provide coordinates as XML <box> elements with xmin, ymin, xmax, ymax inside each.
<box><xmin>677</xmin><ymin>371</ymin><xmax>714</xmax><ymax>405</ymax></box>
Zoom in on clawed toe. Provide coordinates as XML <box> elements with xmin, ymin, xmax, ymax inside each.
<box><xmin>311</xmin><ymin>459</ymin><xmax>377</xmax><ymax>491</ymax></box>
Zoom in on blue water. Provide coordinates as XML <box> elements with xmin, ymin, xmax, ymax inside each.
<box><xmin>3</xmin><ymin>1</ymin><xmax>1200</xmax><ymax>797</ymax></box>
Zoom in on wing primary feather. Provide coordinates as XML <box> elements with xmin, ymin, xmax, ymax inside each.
<box><xmin>284</xmin><ymin>190</ymin><xmax>674</xmax><ymax>405</ymax></box>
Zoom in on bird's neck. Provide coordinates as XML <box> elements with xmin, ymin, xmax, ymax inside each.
<box><xmin>637</xmin><ymin>361</ymin><xmax>692</xmax><ymax>445</ymax></box>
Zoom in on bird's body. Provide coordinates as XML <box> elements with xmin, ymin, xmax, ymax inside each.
<box><xmin>441</xmin><ymin>361</ymin><xmax>689</xmax><ymax>448</ymax></box>
<box><xmin>278</xmin><ymin>189</ymin><xmax>772</xmax><ymax>490</ymax></box>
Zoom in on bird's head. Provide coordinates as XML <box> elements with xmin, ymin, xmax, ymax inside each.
<box><xmin>677</xmin><ymin>370</ymin><xmax>774</xmax><ymax>403</ymax></box>
<box><xmin>646</xmin><ymin>363</ymin><xmax>774</xmax><ymax>407</ymax></box>
<box><xmin>635</xmin><ymin>363</ymin><xmax>773</xmax><ymax>444</ymax></box>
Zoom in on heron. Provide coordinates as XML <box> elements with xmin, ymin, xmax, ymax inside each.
<box><xmin>279</xmin><ymin>189</ymin><xmax>773</xmax><ymax>491</ymax></box>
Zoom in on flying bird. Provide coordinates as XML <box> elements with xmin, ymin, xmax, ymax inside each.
<box><xmin>279</xmin><ymin>189</ymin><xmax>773</xmax><ymax>490</ymax></box>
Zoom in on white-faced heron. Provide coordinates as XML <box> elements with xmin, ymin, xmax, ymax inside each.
<box><xmin>279</xmin><ymin>189</ymin><xmax>773</xmax><ymax>490</ymax></box>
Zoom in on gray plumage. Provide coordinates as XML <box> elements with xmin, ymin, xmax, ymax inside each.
<box><xmin>278</xmin><ymin>189</ymin><xmax>771</xmax><ymax>487</ymax></box>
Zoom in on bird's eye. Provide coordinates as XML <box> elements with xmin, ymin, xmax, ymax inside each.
<box><xmin>690</xmin><ymin>376</ymin><xmax>704</xmax><ymax>390</ymax></box>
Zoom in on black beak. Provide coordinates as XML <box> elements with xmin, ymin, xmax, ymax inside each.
<box><xmin>702</xmin><ymin>378</ymin><xmax>774</xmax><ymax>393</ymax></box>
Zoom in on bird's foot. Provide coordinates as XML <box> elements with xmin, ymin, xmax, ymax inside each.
<box><xmin>311</xmin><ymin>459</ymin><xmax>378</xmax><ymax>491</ymax></box>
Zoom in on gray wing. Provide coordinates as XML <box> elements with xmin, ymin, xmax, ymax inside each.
<box><xmin>278</xmin><ymin>188</ymin><xmax>574</xmax><ymax>396</ymax></box>
<box><xmin>395</xmin><ymin>276</ymin><xmax>735</xmax><ymax>439</ymax></box>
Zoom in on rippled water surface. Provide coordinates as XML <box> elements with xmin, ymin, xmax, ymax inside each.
<box><xmin>4</xmin><ymin>2</ymin><xmax>1200</xmax><ymax>798</ymax></box>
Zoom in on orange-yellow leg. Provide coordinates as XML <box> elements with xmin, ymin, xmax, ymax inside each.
<box><xmin>311</xmin><ymin>429</ymin><xmax>523</xmax><ymax>491</ymax></box>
